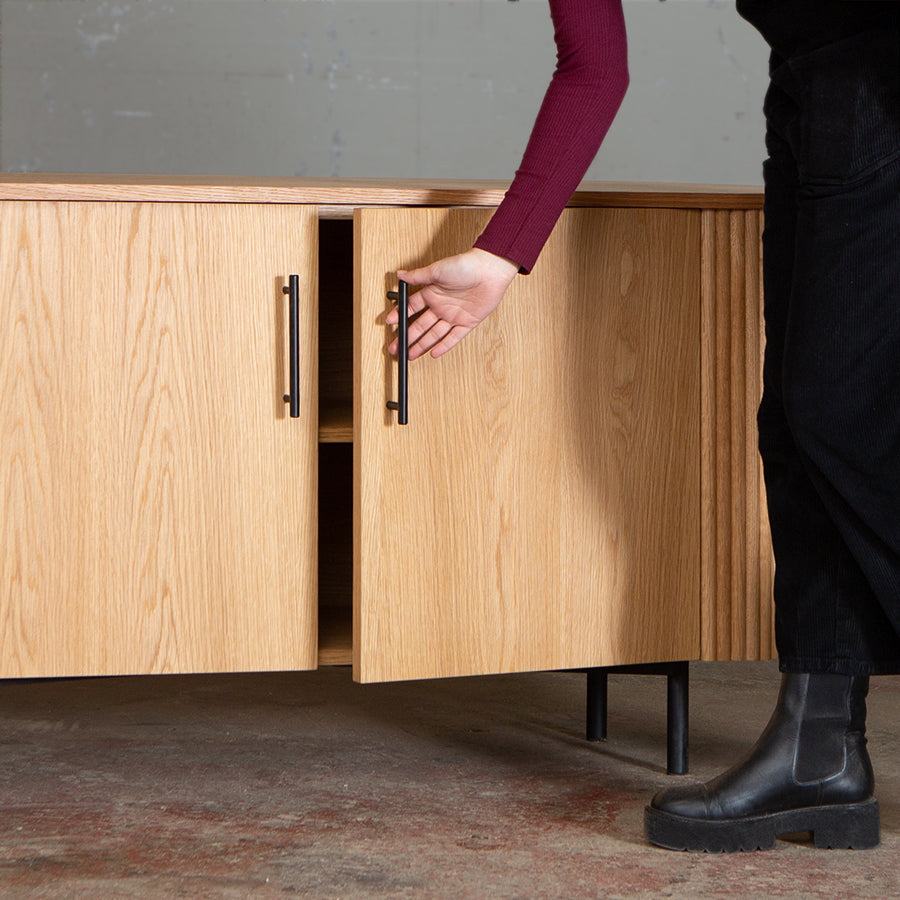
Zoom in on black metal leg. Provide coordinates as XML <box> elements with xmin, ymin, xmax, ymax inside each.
<box><xmin>666</xmin><ymin>661</ymin><xmax>690</xmax><ymax>775</ymax></box>
<box><xmin>585</xmin><ymin>661</ymin><xmax>690</xmax><ymax>774</ymax></box>
<box><xmin>585</xmin><ymin>668</ymin><xmax>608</xmax><ymax>741</ymax></box>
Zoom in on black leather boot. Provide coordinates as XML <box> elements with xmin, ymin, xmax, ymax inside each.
<box><xmin>644</xmin><ymin>672</ymin><xmax>879</xmax><ymax>852</ymax></box>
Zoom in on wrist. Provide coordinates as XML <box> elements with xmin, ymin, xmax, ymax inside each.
<box><xmin>469</xmin><ymin>247</ymin><xmax>519</xmax><ymax>283</ymax></box>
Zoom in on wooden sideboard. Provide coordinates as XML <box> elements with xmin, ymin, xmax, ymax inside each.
<box><xmin>0</xmin><ymin>176</ymin><xmax>772</xmax><ymax>682</ymax></box>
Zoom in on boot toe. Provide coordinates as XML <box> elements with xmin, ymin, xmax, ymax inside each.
<box><xmin>650</xmin><ymin>782</ymin><xmax>711</xmax><ymax>819</ymax></box>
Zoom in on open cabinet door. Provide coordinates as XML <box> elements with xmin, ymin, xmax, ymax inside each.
<box><xmin>0</xmin><ymin>202</ymin><xmax>319</xmax><ymax>676</ymax></box>
<box><xmin>354</xmin><ymin>206</ymin><xmax>701</xmax><ymax>683</ymax></box>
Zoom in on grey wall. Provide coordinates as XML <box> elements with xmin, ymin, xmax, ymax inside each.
<box><xmin>0</xmin><ymin>0</ymin><xmax>769</xmax><ymax>184</ymax></box>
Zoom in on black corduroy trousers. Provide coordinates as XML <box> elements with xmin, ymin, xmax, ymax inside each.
<box><xmin>737</xmin><ymin>1</ymin><xmax>900</xmax><ymax>673</ymax></box>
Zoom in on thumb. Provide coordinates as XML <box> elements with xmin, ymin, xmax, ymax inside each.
<box><xmin>396</xmin><ymin>265</ymin><xmax>434</xmax><ymax>287</ymax></box>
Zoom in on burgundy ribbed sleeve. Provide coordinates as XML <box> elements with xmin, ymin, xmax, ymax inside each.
<box><xmin>473</xmin><ymin>0</ymin><xmax>629</xmax><ymax>274</ymax></box>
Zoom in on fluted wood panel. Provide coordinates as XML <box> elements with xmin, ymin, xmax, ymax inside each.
<box><xmin>700</xmin><ymin>209</ymin><xmax>776</xmax><ymax>661</ymax></box>
<box><xmin>354</xmin><ymin>207</ymin><xmax>701</xmax><ymax>683</ymax></box>
<box><xmin>0</xmin><ymin>202</ymin><xmax>320</xmax><ymax>676</ymax></box>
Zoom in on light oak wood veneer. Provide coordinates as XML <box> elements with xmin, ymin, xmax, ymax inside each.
<box><xmin>354</xmin><ymin>207</ymin><xmax>702</xmax><ymax>682</ymax></box>
<box><xmin>0</xmin><ymin>175</ymin><xmax>766</xmax><ymax>211</ymax></box>
<box><xmin>0</xmin><ymin>177</ymin><xmax>772</xmax><ymax>681</ymax></box>
<box><xmin>0</xmin><ymin>201</ymin><xmax>319</xmax><ymax>677</ymax></box>
<box><xmin>700</xmin><ymin>209</ymin><xmax>775</xmax><ymax>661</ymax></box>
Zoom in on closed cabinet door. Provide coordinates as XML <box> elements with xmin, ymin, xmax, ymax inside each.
<box><xmin>354</xmin><ymin>206</ymin><xmax>701</xmax><ymax>683</ymax></box>
<box><xmin>0</xmin><ymin>201</ymin><xmax>319</xmax><ymax>677</ymax></box>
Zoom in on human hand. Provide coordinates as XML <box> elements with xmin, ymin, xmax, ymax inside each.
<box><xmin>387</xmin><ymin>248</ymin><xmax>519</xmax><ymax>359</ymax></box>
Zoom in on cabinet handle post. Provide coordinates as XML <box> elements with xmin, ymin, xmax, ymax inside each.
<box><xmin>283</xmin><ymin>274</ymin><xmax>301</xmax><ymax>419</ymax></box>
<box><xmin>387</xmin><ymin>280</ymin><xmax>409</xmax><ymax>425</ymax></box>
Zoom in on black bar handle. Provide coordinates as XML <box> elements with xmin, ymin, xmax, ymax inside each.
<box><xmin>386</xmin><ymin>280</ymin><xmax>409</xmax><ymax>425</ymax></box>
<box><xmin>283</xmin><ymin>274</ymin><xmax>300</xmax><ymax>419</ymax></box>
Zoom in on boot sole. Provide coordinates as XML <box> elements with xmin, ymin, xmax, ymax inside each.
<box><xmin>644</xmin><ymin>798</ymin><xmax>880</xmax><ymax>852</ymax></box>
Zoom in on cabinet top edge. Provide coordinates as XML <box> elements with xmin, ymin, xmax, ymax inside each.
<box><xmin>0</xmin><ymin>175</ymin><xmax>764</xmax><ymax>209</ymax></box>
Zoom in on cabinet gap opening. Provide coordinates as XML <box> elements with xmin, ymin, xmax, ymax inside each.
<box><xmin>318</xmin><ymin>218</ymin><xmax>354</xmax><ymax>442</ymax></box>
<box><xmin>317</xmin><ymin>218</ymin><xmax>353</xmax><ymax>664</ymax></box>
<box><xmin>318</xmin><ymin>441</ymin><xmax>353</xmax><ymax>665</ymax></box>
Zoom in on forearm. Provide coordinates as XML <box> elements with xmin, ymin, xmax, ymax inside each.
<box><xmin>474</xmin><ymin>0</ymin><xmax>629</xmax><ymax>273</ymax></box>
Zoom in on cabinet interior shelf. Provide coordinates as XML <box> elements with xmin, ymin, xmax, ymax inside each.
<box><xmin>318</xmin><ymin>405</ymin><xmax>353</xmax><ymax>442</ymax></box>
<box><xmin>319</xmin><ymin>606</ymin><xmax>352</xmax><ymax>666</ymax></box>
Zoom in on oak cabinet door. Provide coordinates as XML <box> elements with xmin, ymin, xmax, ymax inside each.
<box><xmin>0</xmin><ymin>202</ymin><xmax>319</xmax><ymax>676</ymax></box>
<box><xmin>354</xmin><ymin>207</ymin><xmax>701</xmax><ymax>682</ymax></box>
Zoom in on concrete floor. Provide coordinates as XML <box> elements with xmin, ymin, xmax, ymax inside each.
<box><xmin>0</xmin><ymin>661</ymin><xmax>897</xmax><ymax>899</ymax></box>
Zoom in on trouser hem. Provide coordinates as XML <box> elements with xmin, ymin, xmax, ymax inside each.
<box><xmin>779</xmin><ymin>657</ymin><xmax>900</xmax><ymax>677</ymax></box>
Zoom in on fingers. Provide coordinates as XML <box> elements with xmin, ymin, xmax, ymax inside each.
<box><xmin>405</xmin><ymin>307</ymin><xmax>439</xmax><ymax>349</ymax></box>
<box><xmin>388</xmin><ymin>307</ymin><xmax>449</xmax><ymax>358</ymax></box>
<box><xmin>408</xmin><ymin>318</ymin><xmax>454</xmax><ymax>360</ymax></box>
<box><xmin>385</xmin><ymin>283</ymin><xmax>429</xmax><ymax>325</ymax></box>
<box><xmin>429</xmin><ymin>325</ymin><xmax>471</xmax><ymax>359</ymax></box>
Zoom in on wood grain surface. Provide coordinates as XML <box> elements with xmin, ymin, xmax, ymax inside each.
<box><xmin>700</xmin><ymin>209</ymin><xmax>775</xmax><ymax>661</ymax></box>
<box><xmin>0</xmin><ymin>202</ymin><xmax>320</xmax><ymax>676</ymax></box>
<box><xmin>353</xmin><ymin>206</ymin><xmax>701</xmax><ymax>682</ymax></box>
<box><xmin>0</xmin><ymin>175</ymin><xmax>764</xmax><ymax>210</ymax></box>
